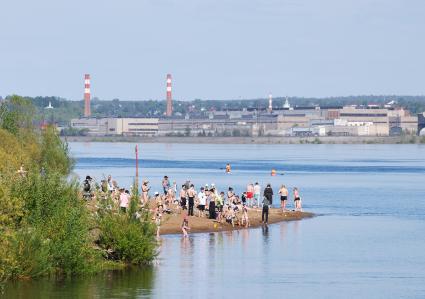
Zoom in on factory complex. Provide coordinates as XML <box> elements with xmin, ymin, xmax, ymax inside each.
<box><xmin>69</xmin><ymin>74</ymin><xmax>423</xmax><ymax>137</ymax></box>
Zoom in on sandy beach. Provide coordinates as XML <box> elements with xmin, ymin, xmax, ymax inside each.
<box><xmin>159</xmin><ymin>208</ymin><xmax>314</xmax><ymax>235</ymax></box>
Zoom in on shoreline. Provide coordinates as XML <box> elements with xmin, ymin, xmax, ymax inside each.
<box><xmin>159</xmin><ymin>208</ymin><xmax>314</xmax><ymax>235</ymax></box>
<box><xmin>63</xmin><ymin>135</ymin><xmax>425</xmax><ymax>144</ymax></box>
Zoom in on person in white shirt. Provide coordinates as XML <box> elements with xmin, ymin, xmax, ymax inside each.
<box><xmin>197</xmin><ymin>187</ymin><xmax>207</xmax><ymax>217</ymax></box>
<box><xmin>107</xmin><ymin>175</ymin><xmax>114</xmax><ymax>193</ymax></box>
<box><xmin>254</xmin><ymin>182</ymin><xmax>261</xmax><ymax>207</ymax></box>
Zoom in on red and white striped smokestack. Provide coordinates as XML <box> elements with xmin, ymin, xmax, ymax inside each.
<box><xmin>84</xmin><ymin>74</ymin><xmax>91</xmax><ymax>117</ymax></box>
<box><xmin>166</xmin><ymin>74</ymin><xmax>172</xmax><ymax>116</ymax></box>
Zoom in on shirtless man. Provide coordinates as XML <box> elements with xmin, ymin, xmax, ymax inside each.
<box><xmin>227</xmin><ymin>187</ymin><xmax>235</xmax><ymax>205</ymax></box>
<box><xmin>187</xmin><ymin>184</ymin><xmax>196</xmax><ymax>216</ymax></box>
<box><xmin>278</xmin><ymin>184</ymin><xmax>289</xmax><ymax>211</ymax></box>
<box><xmin>179</xmin><ymin>185</ymin><xmax>187</xmax><ymax>210</ymax></box>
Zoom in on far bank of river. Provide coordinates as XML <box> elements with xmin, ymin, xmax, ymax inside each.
<box><xmin>64</xmin><ymin>135</ymin><xmax>425</xmax><ymax>144</ymax></box>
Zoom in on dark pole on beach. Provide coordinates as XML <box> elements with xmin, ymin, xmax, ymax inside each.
<box><xmin>135</xmin><ymin>145</ymin><xmax>139</xmax><ymax>189</ymax></box>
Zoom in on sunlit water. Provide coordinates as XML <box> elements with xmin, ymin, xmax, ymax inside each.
<box><xmin>4</xmin><ymin>143</ymin><xmax>425</xmax><ymax>298</ymax></box>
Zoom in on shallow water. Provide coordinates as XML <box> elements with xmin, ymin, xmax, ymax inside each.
<box><xmin>4</xmin><ymin>143</ymin><xmax>425</xmax><ymax>298</ymax></box>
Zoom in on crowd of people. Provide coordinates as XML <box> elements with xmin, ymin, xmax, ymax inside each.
<box><xmin>81</xmin><ymin>174</ymin><xmax>303</xmax><ymax>238</ymax></box>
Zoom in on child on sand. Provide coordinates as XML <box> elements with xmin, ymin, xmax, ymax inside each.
<box><xmin>225</xmin><ymin>206</ymin><xmax>235</xmax><ymax>227</ymax></box>
<box><xmin>181</xmin><ymin>214</ymin><xmax>190</xmax><ymax>237</ymax></box>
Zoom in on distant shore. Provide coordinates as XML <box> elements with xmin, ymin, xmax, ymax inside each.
<box><xmin>160</xmin><ymin>209</ymin><xmax>314</xmax><ymax>235</ymax></box>
<box><xmin>64</xmin><ymin>135</ymin><xmax>425</xmax><ymax>144</ymax></box>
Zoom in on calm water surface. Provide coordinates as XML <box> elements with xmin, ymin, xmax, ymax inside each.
<box><xmin>4</xmin><ymin>143</ymin><xmax>425</xmax><ymax>298</ymax></box>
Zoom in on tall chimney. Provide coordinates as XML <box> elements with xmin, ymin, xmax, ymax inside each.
<box><xmin>268</xmin><ymin>93</ymin><xmax>273</xmax><ymax>112</ymax></box>
<box><xmin>166</xmin><ymin>74</ymin><xmax>172</xmax><ymax>116</ymax></box>
<box><xmin>84</xmin><ymin>74</ymin><xmax>91</xmax><ymax>117</ymax></box>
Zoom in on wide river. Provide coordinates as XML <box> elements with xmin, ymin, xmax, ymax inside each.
<box><xmin>4</xmin><ymin>143</ymin><xmax>425</xmax><ymax>298</ymax></box>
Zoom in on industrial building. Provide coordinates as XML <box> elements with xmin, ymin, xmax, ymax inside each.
<box><xmin>69</xmin><ymin>73</ymin><xmax>419</xmax><ymax>138</ymax></box>
<box><xmin>70</xmin><ymin>118</ymin><xmax>158</xmax><ymax>136</ymax></box>
<box><xmin>69</xmin><ymin>105</ymin><xmax>419</xmax><ymax>137</ymax></box>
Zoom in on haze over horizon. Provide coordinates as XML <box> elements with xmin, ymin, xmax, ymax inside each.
<box><xmin>1</xmin><ymin>0</ymin><xmax>424</xmax><ymax>101</ymax></box>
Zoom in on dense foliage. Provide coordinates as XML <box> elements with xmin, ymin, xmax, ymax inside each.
<box><xmin>0</xmin><ymin>96</ymin><xmax>157</xmax><ymax>288</ymax></box>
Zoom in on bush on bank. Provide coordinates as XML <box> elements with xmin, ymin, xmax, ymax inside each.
<box><xmin>0</xmin><ymin>96</ymin><xmax>157</xmax><ymax>287</ymax></box>
<box><xmin>97</xmin><ymin>193</ymin><xmax>157</xmax><ymax>265</ymax></box>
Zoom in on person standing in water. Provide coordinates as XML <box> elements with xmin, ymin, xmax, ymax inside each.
<box><xmin>293</xmin><ymin>187</ymin><xmax>302</xmax><ymax>211</ymax></box>
<box><xmin>278</xmin><ymin>184</ymin><xmax>289</xmax><ymax>211</ymax></box>
<box><xmin>262</xmin><ymin>183</ymin><xmax>273</xmax><ymax>224</ymax></box>
<box><xmin>181</xmin><ymin>214</ymin><xmax>190</xmax><ymax>237</ymax></box>
<box><xmin>225</xmin><ymin>163</ymin><xmax>231</xmax><ymax>174</ymax></box>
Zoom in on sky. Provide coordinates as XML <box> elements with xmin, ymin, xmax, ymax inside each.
<box><xmin>0</xmin><ymin>0</ymin><xmax>424</xmax><ymax>101</ymax></box>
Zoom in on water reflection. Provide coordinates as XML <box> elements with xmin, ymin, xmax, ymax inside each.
<box><xmin>280</xmin><ymin>222</ymin><xmax>288</xmax><ymax>243</ymax></box>
<box><xmin>3</xmin><ymin>267</ymin><xmax>155</xmax><ymax>299</ymax></box>
<box><xmin>262</xmin><ymin>224</ymin><xmax>269</xmax><ymax>239</ymax></box>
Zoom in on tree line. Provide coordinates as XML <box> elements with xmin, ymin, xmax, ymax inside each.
<box><xmin>2</xmin><ymin>95</ymin><xmax>424</xmax><ymax>125</ymax></box>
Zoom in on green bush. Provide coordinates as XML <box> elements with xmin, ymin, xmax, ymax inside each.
<box><xmin>98</xmin><ymin>210</ymin><xmax>157</xmax><ymax>265</ymax></box>
<box><xmin>1</xmin><ymin>228</ymin><xmax>52</xmax><ymax>280</ymax></box>
<box><xmin>9</xmin><ymin>173</ymin><xmax>99</xmax><ymax>276</ymax></box>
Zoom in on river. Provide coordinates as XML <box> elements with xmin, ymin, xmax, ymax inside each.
<box><xmin>4</xmin><ymin>143</ymin><xmax>425</xmax><ymax>298</ymax></box>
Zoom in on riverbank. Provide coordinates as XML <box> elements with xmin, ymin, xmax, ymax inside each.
<box><xmin>159</xmin><ymin>208</ymin><xmax>314</xmax><ymax>235</ymax></box>
<box><xmin>64</xmin><ymin>135</ymin><xmax>425</xmax><ymax>144</ymax></box>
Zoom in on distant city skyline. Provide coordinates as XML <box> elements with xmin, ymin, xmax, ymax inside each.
<box><xmin>1</xmin><ymin>0</ymin><xmax>424</xmax><ymax>101</ymax></box>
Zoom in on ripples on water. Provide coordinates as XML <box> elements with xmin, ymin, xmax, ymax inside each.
<box><xmin>4</xmin><ymin>143</ymin><xmax>425</xmax><ymax>299</ymax></box>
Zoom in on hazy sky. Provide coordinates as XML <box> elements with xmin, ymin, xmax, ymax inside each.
<box><xmin>1</xmin><ymin>0</ymin><xmax>424</xmax><ymax>101</ymax></box>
